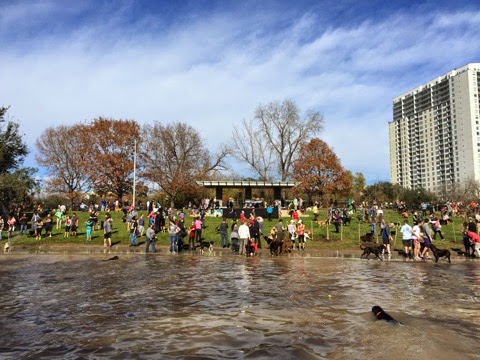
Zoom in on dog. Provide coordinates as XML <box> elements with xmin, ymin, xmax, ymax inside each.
<box><xmin>341</xmin><ymin>216</ymin><xmax>351</xmax><ymax>226</ymax></box>
<box><xmin>3</xmin><ymin>242</ymin><xmax>10</xmax><ymax>252</ymax></box>
<box><xmin>265</xmin><ymin>236</ymin><xmax>281</xmax><ymax>256</ymax></box>
<box><xmin>360</xmin><ymin>243</ymin><xmax>384</xmax><ymax>260</ymax></box>
<box><xmin>316</xmin><ymin>220</ymin><xmax>327</xmax><ymax>227</ymax></box>
<box><xmin>282</xmin><ymin>237</ymin><xmax>292</xmax><ymax>254</ymax></box>
<box><xmin>430</xmin><ymin>244</ymin><xmax>451</xmax><ymax>263</ymax></box>
<box><xmin>360</xmin><ymin>233</ymin><xmax>374</xmax><ymax>243</ymax></box>
<box><xmin>372</xmin><ymin>305</ymin><xmax>402</xmax><ymax>325</ymax></box>
<box><xmin>199</xmin><ymin>241</ymin><xmax>214</xmax><ymax>254</ymax></box>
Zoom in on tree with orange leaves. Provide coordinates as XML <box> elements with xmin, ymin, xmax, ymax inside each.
<box><xmin>79</xmin><ymin>117</ymin><xmax>141</xmax><ymax>202</ymax></box>
<box><xmin>292</xmin><ymin>138</ymin><xmax>351</xmax><ymax>203</ymax></box>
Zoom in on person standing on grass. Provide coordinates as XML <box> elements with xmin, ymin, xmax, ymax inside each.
<box><xmin>400</xmin><ymin>219</ymin><xmax>413</xmax><ymax>259</ymax></box>
<box><xmin>420</xmin><ymin>220</ymin><xmax>433</xmax><ymax>259</ymax></box>
<box><xmin>219</xmin><ymin>218</ymin><xmax>229</xmax><ymax>248</ymax></box>
<box><xmin>19</xmin><ymin>213</ymin><xmax>28</xmax><ymax>236</ymax></box>
<box><xmin>71</xmin><ymin>213</ymin><xmax>79</xmax><ymax>236</ymax></box>
<box><xmin>312</xmin><ymin>202</ymin><xmax>319</xmax><ymax>221</ymax></box>
<box><xmin>35</xmin><ymin>217</ymin><xmax>43</xmax><ymax>240</ymax></box>
<box><xmin>267</xmin><ymin>204</ymin><xmax>273</xmax><ymax>222</ymax></box>
<box><xmin>7</xmin><ymin>215</ymin><xmax>16</xmax><ymax>235</ymax></box>
<box><xmin>64</xmin><ymin>216</ymin><xmax>72</xmax><ymax>237</ymax></box>
<box><xmin>411</xmin><ymin>221</ymin><xmax>422</xmax><ymax>261</ymax></box>
<box><xmin>381</xmin><ymin>221</ymin><xmax>393</xmax><ymax>259</ymax></box>
<box><xmin>238</xmin><ymin>220</ymin><xmax>250</xmax><ymax>256</ymax></box>
<box><xmin>85</xmin><ymin>218</ymin><xmax>94</xmax><ymax>241</ymax></box>
<box><xmin>274</xmin><ymin>218</ymin><xmax>285</xmax><ymax>251</ymax></box>
<box><xmin>137</xmin><ymin>214</ymin><xmax>145</xmax><ymax>237</ymax></box>
<box><xmin>432</xmin><ymin>218</ymin><xmax>444</xmax><ymax>240</ymax></box>
<box><xmin>230</xmin><ymin>221</ymin><xmax>239</xmax><ymax>252</ymax></box>
<box><xmin>129</xmin><ymin>217</ymin><xmax>139</xmax><ymax>246</ymax></box>
<box><xmin>44</xmin><ymin>214</ymin><xmax>53</xmax><ymax>238</ymax></box>
<box><xmin>297</xmin><ymin>219</ymin><xmax>306</xmax><ymax>251</ymax></box>
<box><xmin>168</xmin><ymin>220</ymin><xmax>180</xmax><ymax>254</ymax></box>
<box><xmin>194</xmin><ymin>216</ymin><xmax>203</xmax><ymax>243</ymax></box>
<box><xmin>31</xmin><ymin>212</ymin><xmax>41</xmax><ymax>237</ymax></box>
<box><xmin>103</xmin><ymin>215</ymin><xmax>112</xmax><ymax>247</ymax></box>
<box><xmin>55</xmin><ymin>209</ymin><xmax>64</xmax><ymax>230</ymax></box>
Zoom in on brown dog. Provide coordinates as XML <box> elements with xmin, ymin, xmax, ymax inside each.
<box><xmin>430</xmin><ymin>244</ymin><xmax>451</xmax><ymax>263</ymax></box>
<box><xmin>316</xmin><ymin>220</ymin><xmax>327</xmax><ymax>227</ymax></box>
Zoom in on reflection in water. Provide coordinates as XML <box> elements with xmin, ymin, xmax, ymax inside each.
<box><xmin>0</xmin><ymin>254</ymin><xmax>479</xmax><ymax>359</ymax></box>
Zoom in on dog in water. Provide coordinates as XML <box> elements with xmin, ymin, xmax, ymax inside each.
<box><xmin>199</xmin><ymin>241</ymin><xmax>214</xmax><ymax>254</ymax></box>
<box><xmin>372</xmin><ymin>305</ymin><xmax>402</xmax><ymax>325</ymax></box>
<box><xmin>264</xmin><ymin>236</ymin><xmax>281</xmax><ymax>256</ymax></box>
<box><xmin>3</xmin><ymin>242</ymin><xmax>10</xmax><ymax>252</ymax></box>
<box><xmin>430</xmin><ymin>244</ymin><xmax>451</xmax><ymax>263</ymax></box>
<box><xmin>360</xmin><ymin>243</ymin><xmax>384</xmax><ymax>260</ymax></box>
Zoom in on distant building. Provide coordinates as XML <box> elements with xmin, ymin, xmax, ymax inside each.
<box><xmin>389</xmin><ymin>63</ymin><xmax>480</xmax><ymax>194</ymax></box>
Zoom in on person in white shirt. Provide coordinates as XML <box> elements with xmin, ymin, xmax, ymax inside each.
<box><xmin>238</xmin><ymin>221</ymin><xmax>251</xmax><ymax>256</ymax></box>
<box><xmin>400</xmin><ymin>220</ymin><xmax>413</xmax><ymax>259</ymax></box>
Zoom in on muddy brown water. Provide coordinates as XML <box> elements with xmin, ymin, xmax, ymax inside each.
<box><xmin>0</xmin><ymin>249</ymin><xmax>479</xmax><ymax>359</ymax></box>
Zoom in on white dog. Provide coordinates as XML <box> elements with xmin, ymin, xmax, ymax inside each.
<box><xmin>3</xmin><ymin>242</ymin><xmax>10</xmax><ymax>252</ymax></box>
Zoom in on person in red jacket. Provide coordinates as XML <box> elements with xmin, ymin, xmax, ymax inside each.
<box><xmin>467</xmin><ymin>230</ymin><xmax>480</xmax><ymax>257</ymax></box>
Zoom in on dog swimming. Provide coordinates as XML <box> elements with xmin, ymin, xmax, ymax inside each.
<box><xmin>372</xmin><ymin>305</ymin><xmax>402</xmax><ymax>325</ymax></box>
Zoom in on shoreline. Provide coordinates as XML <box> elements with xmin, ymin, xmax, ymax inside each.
<box><xmin>1</xmin><ymin>243</ymin><xmax>469</xmax><ymax>262</ymax></box>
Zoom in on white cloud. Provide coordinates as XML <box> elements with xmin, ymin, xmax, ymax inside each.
<box><xmin>1</xmin><ymin>3</ymin><xmax>480</xmax><ymax>183</ymax></box>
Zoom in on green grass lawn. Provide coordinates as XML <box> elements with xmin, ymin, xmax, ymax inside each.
<box><xmin>2</xmin><ymin>208</ymin><xmax>468</xmax><ymax>251</ymax></box>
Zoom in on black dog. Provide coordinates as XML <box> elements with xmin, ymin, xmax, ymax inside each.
<box><xmin>341</xmin><ymin>216</ymin><xmax>351</xmax><ymax>226</ymax></box>
<box><xmin>430</xmin><ymin>244</ymin><xmax>451</xmax><ymax>263</ymax></box>
<box><xmin>199</xmin><ymin>241</ymin><xmax>214</xmax><ymax>254</ymax></box>
<box><xmin>372</xmin><ymin>305</ymin><xmax>402</xmax><ymax>325</ymax></box>
<box><xmin>360</xmin><ymin>243</ymin><xmax>384</xmax><ymax>260</ymax></box>
<box><xmin>360</xmin><ymin>233</ymin><xmax>374</xmax><ymax>243</ymax></box>
<box><xmin>265</xmin><ymin>236</ymin><xmax>281</xmax><ymax>256</ymax></box>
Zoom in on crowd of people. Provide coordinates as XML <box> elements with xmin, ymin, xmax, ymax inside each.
<box><xmin>4</xmin><ymin>195</ymin><xmax>480</xmax><ymax>260</ymax></box>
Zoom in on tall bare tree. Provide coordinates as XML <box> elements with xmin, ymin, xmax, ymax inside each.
<box><xmin>231</xmin><ymin>99</ymin><xmax>324</xmax><ymax>181</ymax></box>
<box><xmin>36</xmin><ymin>125</ymin><xmax>89</xmax><ymax>206</ymax></box>
<box><xmin>140</xmin><ymin>121</ymin><xmax>228</xmax><ymax>208</ymax></box>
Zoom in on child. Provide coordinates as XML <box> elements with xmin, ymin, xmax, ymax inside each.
<box><xmin>35</xmin><ymin>218</ymin><xmax>43</xmax><ymax>240</ymax></box>
<box><xmin>85</xmin><ymin>219</ymin><xmax>94</xmax><ymax>241</ymax></box>
<box><xmin>64</xmin><ymin>216</ymin><xmax>72</xmax><ymax>237</ymax></box>
<box><xmin>188</xmin><ymin>221</ymin><xmax>196</xmax><ymax>250</ymax></box>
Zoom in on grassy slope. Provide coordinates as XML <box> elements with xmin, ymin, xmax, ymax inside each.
<box><xmin>2</xmin><ymin>209</ymin><xmax>466</xmax><ymax>251</ymax></box>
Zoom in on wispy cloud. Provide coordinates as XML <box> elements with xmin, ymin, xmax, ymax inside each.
<box><xmin>1</xmin><ymin>1</ymin><xmax>480</xmax><ymax>182</ymax></box>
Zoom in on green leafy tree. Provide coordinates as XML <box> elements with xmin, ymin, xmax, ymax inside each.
<box><xmin>0</xmin><ymin>107</ymin><xmax>28</xmax><ymax>173</ymax></box>
<box><xmin>0</xmin><ymin>107</ymin><xmax>37</xmax><ymax>212</ymax></box>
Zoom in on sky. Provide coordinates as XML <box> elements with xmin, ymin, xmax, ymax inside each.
<box><xmin>2</xmin><ymin>0</ymin><xmax>480</xmax><ymax>184</ymax></box>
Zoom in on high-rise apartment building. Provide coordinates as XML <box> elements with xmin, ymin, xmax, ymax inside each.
<box><xmin>389</xmin><ymin>63</ymin><xmax>480</xmax><ymax>194</ymax></box>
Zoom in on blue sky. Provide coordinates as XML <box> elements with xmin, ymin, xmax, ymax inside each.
<box><xmin>2</xmin><ymin>0</ymin><xmax>480</xmax><ymax>183</ymax></box>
